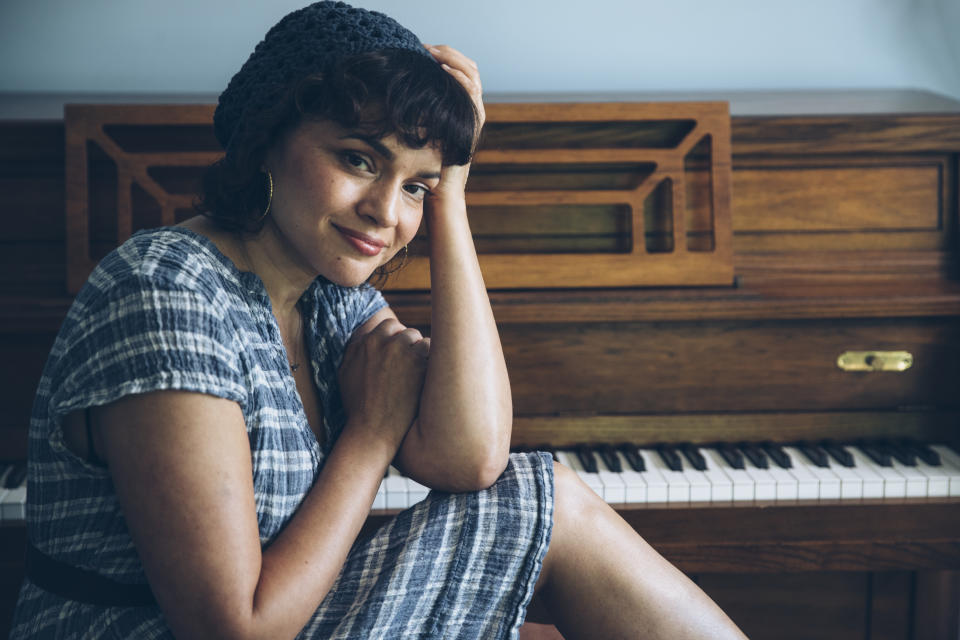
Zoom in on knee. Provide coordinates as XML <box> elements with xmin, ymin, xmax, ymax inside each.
<box><xmin>551</xmin><ymin>461</ymin><xmax>607</xmax><ymax>526</ymax></box>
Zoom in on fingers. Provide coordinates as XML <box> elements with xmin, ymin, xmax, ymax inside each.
<box><xmin>424</xmin><ymin>44</ymin><xmax>485</xmax><ymax>129</ymax></box>
<box><xmin>411</xmin><ymin>336</ymin><xmax>431</xmax><ymax>359</ymax></box>
<box><xmin>360</xmin><ymin>318</ymin><xmax>426</xmax><ymax>353</ymax></box>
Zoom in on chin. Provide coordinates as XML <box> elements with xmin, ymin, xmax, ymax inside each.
<box><xmin>319</xmin><ymin>263</ymin><xmax>379</xmax><ymax>289</ymax></box>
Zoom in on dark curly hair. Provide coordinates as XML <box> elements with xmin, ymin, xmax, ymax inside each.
<box><xmin>197</xmin><ymin>48</ymin><xmax>478</xmax><ymax>280</ymax></box>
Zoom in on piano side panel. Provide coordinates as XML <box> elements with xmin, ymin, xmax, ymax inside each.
<box><xmin>699</xmin><ymin>572</ymin><xmax>873</xmax><ymax>640</ymax></box>
<box><xmin>0</xmin><ymin>122</ymin><xmax>67</xmax><ymax>298</ymax></box>
<box><xmin>0</xmin><ymin>333</ymin><xmax>56</xmax><ymax>458</ymax></box>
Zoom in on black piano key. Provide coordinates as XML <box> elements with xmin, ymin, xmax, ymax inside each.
<box><xmin>880</xmin><ymin>440</ymin><xmax>916</xmax><ymax>466</ymax></box>
<box><xmin>899</xmin><ymin>440</ymin><xmax>940</xmax><ymax>466</ymax></box>
<box><xmin>739</xmin><ymin>442</ymin><xmax>769</xmax><ymax>469</ymax></box>
<box><xmin>617</xmin><ymin>444</ymin><xmax>645</xmax><ymax>472</ymax></box>
<box><xmin>821</xmin><ymin>441</ymin><xmax>854</xmax><ymax>468</ymax></box>
<box><xmin>797</xmin><ymin>442</ymin><xmax>829</xmax><ymax>468</ymax></box>
<box><xmin>857</xmin><ymin>441</ymin><xmax>892</xmax><ymax>467</ymax></box>
<box><xmin>761</xmin><ymin>442</ymin><xmax>792</xmax><ymax>469</ymax></box>
<box><xmin>4</xmin><ymin>463</ymin><xmax>26</xmax><ymax>489</ymax></box>
<box><xmin>596</xmin><ymin>444</ymin><xmax>623</xmax><ymax>472</ymax></box>
<box><xmin>575</xmin><ymin>446</ymin><xmax>599</xmax><ymax>473</ymax></box>
<box><xmin>656</xmin><ymin>445</ymin><xmax>683</xmax><ymax>472</ymax></box>
<box><xmin>715</xmin><ymin>443</ymin><xmax>745</xmax><ymax>469</ymax></box>
<box><xmin>678</xmin><ymin>443</ymin><xmax>706</xmax><ymax>471</ymax></box>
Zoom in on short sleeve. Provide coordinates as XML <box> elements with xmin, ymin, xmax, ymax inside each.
<box><xmin>306</xmin><ymin>281</ymin><xmax>388</xmax><ymax>447</ymax></box>
<box><xmin>46</xmin><ymin>272</ymin><xmax>248</xmax><ymax>422</ymax></box>
<box><xmin>316</xmin><ymin>281</ymin><xmax>388</xmax><ymax>345</ymax></box>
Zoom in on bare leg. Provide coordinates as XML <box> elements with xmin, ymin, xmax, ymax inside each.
<box><xmin>529</xmin><ymin>463</ymin><xmax>748</xmax><ymax>640</ymax></box>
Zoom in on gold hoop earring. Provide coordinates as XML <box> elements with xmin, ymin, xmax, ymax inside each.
<box><xmin>382</xmin><ymin>245</ymin><xmax>409</xmax><ymax>275</ymax></box>
<box><xmin>257</xmin><ymin>170</ymin><xmax>273</xmax><ymax>223</ymax></box>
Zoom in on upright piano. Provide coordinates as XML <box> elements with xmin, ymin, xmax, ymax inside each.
<box><xmin>1</xmin><ymin>89</ymin><xmax>959</xmax><ymax>639</ymax></box>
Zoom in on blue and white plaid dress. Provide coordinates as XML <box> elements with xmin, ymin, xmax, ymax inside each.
<box><xmin>11</xmin><ymin>227</ymin><xmax>554</xmax><ymax>639</ymax></box>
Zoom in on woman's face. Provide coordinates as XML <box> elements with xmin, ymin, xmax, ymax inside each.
<box><xmin>264</xmin><ymin>118</ymin><xmax>443</xmax><ymax>287</ymax></box>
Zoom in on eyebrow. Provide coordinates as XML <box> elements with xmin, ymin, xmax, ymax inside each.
<box><xmin>341</xmin><ymin>133</ymin><xmax>442</xmax><ymax>181</ymax></box>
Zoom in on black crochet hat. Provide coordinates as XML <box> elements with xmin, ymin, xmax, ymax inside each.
<box><xmin>214</xmin><ymin>1</ymin><xmax>430</xmax><ymax>152</ymax></box>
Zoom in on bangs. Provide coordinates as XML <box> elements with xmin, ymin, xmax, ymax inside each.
<box><xmin>295</xmin><ymin>49</ymin><xmax>478</xmax><ymax>165</ymax></box>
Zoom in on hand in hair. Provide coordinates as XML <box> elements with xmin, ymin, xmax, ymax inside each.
<box><xmin>424</xmin><ymin>45</ymin><xmax>485</xmax><ymax>141</ymax></box>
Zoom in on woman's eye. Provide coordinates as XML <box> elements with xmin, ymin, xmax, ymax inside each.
<box><xmin>343</xmin><ymin>152</ymin><xmax>372</xmax><ymax>172</ymax></box>
<box><xmin>404</xmin><ymin>184</ymin><xmax>430</xmax><ymax>200</ymax></box>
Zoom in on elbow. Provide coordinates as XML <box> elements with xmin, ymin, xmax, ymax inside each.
<box><xmin>473</xmin><ymin>455</ymin><xmax>509</xmax><ymax>490</ymax></box>
<box><xmin>455</xmin><ymin>441</ymin><xmax>510</xmax><ymax>491</ymax></box>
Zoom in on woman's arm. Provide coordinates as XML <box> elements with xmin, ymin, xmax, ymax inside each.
<box><xmin>90</xmin><ymin>322</ymin><xmax>426</xmax><ymax>640</ymax></box>
<box><xmin>391</xmin><ymin>46</ymin><xmax>512</xmax><ymax>492</ymax></box>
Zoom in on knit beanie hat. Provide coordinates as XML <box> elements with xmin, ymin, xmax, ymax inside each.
<box><xmin>214</xmin><ymin>1</ymin><xmax>430</xmax><ymax>153</ymax></box>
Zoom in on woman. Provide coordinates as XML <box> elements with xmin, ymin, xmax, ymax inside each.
<box><xmin>12</xmin><ymin>2</ymin><xmax>747</xmax><ymax>638</ymax></box>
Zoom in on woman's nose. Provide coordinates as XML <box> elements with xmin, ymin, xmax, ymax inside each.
<box><xmin>357</xmin><ymin>182</ymin><xmax>400</xmax><ymax>227</ymax></box>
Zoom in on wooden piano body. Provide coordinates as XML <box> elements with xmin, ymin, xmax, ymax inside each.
<box><xmin>1</xmin><ymin>89</ymin><xmax>959</xmax><ymax>639</ymax></box>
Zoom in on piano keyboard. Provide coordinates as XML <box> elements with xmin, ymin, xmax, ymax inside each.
<box><xmin>0</xmin><ymin>462</ymin><xmax>26</xmax><ymax>523</ymax></box>
<box><xmin>3</xmin><ymin>442</ymin><xmax>959</xmax><ymax>521</ymax></box>
<box><xmin>373</xmin><ymin>441</ymin><xmax>960</xmax><ymax>510</ymax></box>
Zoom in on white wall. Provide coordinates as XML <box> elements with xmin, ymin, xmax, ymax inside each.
<box><xmin>1</xmin><ymin>0</ymin><xmax>958</xmax><ymax>100</ymax></box>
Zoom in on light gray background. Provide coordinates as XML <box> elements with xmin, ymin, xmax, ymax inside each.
<box><xmin>1</xmin><ymin>0</ymin><xmax>958</xmax><ymax>100</ymax></box>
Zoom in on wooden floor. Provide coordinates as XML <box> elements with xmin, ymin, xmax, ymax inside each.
<box><xmin>519</xmin><ymin>622</ymin><xmax>565</xmax><ymax>639</ymax></box>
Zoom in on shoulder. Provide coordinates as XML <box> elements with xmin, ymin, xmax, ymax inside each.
<box><xmin>60</xmin><ymin>227</ymin><xmax>253</xmax><ymax>361</ymax></box>
<box><xmin>46</xmin><ymin>228</ymin><xmax>251</xmax><ymax>411</ymax></box>
<box><xmin>85</xmin><ymin>227</ymin><xmax>243</xmax><ymax>303</ymax></box>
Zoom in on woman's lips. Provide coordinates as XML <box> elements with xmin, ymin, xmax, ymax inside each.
<box><xmin>335</xmin><ymin>225</ymin><xmax>386</xmax><ymax>257</ymax></box>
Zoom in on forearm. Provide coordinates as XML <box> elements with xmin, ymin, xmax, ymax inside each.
<box><xmin>243</xmin><ymin>427</ymin><xmax>392</xmax><ymax>639</ymax></box>
<box><xmin>399</xmin><ymin>196</ymin><xmax>512</xmax><ymax>490</ymax></box>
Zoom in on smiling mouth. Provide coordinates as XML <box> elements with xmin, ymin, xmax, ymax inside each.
<box><xmin>334</xmin><ymin>224</ymin><xmax>386</xmax><ymax>257</ymax></box>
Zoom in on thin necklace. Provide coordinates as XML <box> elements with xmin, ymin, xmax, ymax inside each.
<box><xmin>235</xmin><ymin>231</ymin><xmax>303</xmax><ymax>374</ymax></box>
<box><xmin>289</xmin><ymin>307</ymin><xmax>302</xmax><ymax>373</ymax></box>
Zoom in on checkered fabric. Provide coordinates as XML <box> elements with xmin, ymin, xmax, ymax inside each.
<box><xmin>10</xmin><ymin>227</ymin><xmax>553</xmax><ymax>639</ymax></box>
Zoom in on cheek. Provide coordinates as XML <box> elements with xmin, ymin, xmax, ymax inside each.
<box><xmin>397</xmin><ymin>209</ymin><xmax>423</xmax><ymax>246</ymax></box>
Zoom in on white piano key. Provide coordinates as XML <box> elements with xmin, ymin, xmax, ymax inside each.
<box><xmin>593</xmin><ymin>454</ymin><xmax>627</xmax><ymax>505</ymax></box>
<box><xmin>889</xmin><ymin>459</ymin><xmax>928</xmax><ymax>498</ymax></box>
<box><xmin>929</xmin><ymin>445</ymin><xmax>960</xmax><ymax>496</ymax></box>
<box><xmin>784</xmin><ymin>446</ymin><xmax>841</xmax><ymax>501</ymax></box>
<box><xmin>764</xmin><ymin>460</ymin><xmax>800</xmax><ymax>502</ymax></box>
<box><xmin>406</xmin><ymin>476</ymin><xmax>430</xmax><ymax>506</ymax></box>
<box><xmin>704</xmin><ymin>449</ymin><xmax>754</xmax><ymax>502</ymax></box>
<box><xmin>679</xmin><ymin>460</ymin><xmax>712</xmax><ymax>503</ymax></box>
<box><xmin>909</xmin><ymin>456</ymin><xmax>951</xmax><ymax>498</ymax></box>
<box><xmin>696</xmin><ymin>448</ymin><xmax>733</xmax><ymax>503</ymax></box>
<box><xmin>740</xmin><ymin>456</ymin><xmax>777</xmax><ymax>502</ymax></box>
<box><xmin>824</xmin><ymin>458</ymin><xmax>863</xmax><ymax>501</ymax></box>
<box><xmin>842</xmin><ymin>447</ymin><xmax>884</xmax><ymax>500</ymax></box>
<box><xmin>558</xmin><ymin>451</ymin><xmax>604</xmax><ymax>499</ymax></box>
<box><xmin>847</xmin><ymin>447</ymin><xmax>907</xmax><ymax>499</ymax></box>
<box><xmin>372</xmin><ymin>476</ymin><xmax>387</xmax><ymax>510</ymax></box>
<box><xmin>636</xmin><ymin>450</ymin><xmax>669</xmax><ymax>504</ymax></box>
<box><xmin>641</xmin><ymin>449</ymin><xmax>690</xmax><ymax>504</ymax></box>
<box><xmin>0</xmin><ymin>464</ymin><xmax>26</xmax><ymax>523</ymax></box>
<box><xmin>613</xmin><ymin>451</ymin><xmax>648</xmax><ymax>504</ymax></box>
<box><xmin>778</xmin><ymin>447</ymin><xmax>819</xmax><ymax>500</ymax></box>
<box><xmin>0</xmin><ymin>466</ymin><xmax>10</xmax><ymax>523</ymax></box>
<box><xmin>1</xmin><ymin>485</ymin><xmax>26</xmax><ymax>522</ymax></box>
<box><xmin>385</xmin><ymin>465</ymin><xmax>409</xmax><ymax>509</ymax></box>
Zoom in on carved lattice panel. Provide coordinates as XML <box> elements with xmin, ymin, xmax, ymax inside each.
<box><xmin>65</xmin><ymin>101</ymin><xmax>732</xmax><ymax>293</ymax></box>
<box><xmin>65</xmin><ymin>104</ymin><xmax>220</xmax><ymax>293</ymax></box>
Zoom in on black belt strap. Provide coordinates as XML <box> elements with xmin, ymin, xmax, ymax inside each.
<box><xmin>25</xmin><ymin>541</ymin><xmax>156</xmax><ymax>607</ymax></box>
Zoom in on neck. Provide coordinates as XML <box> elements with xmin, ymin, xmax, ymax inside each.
<box><xmin>235</xmin><ymin>219</ymin><xmax>315</xmax><ymax>317</ymax></box>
